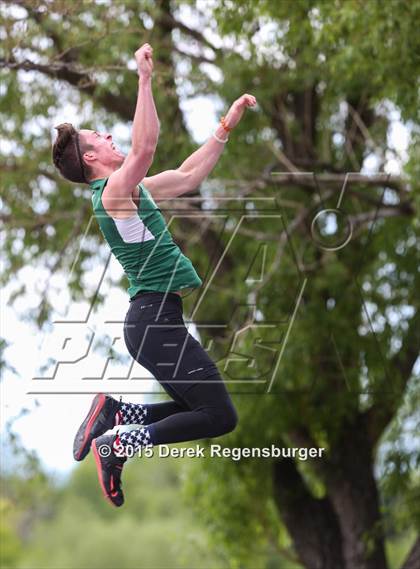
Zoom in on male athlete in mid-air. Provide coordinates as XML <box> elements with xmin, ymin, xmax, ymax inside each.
<box><xmin>52</xmin><ymin>42</ymin><xmax>256</xmax><ymax>506</ymax></box>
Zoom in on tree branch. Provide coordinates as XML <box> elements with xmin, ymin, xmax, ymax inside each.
<box><xmin>0</xmin><ymin>54</ymin><xmax>136</xmax><ymax>119</ymax></box>
<box><xmin>159</xmin><ymin>12</ymin><xmax>224</xmax><ymax>57</ymax></box>
<box><xmin>172</xmin><ymin>45</ymin><xmax>217</xmax><ymax>65</ymax></box>
<box><xmin>270</xmin><ymin>172</ymin><xmax>409</xmax><ymax>194</ymax></box>
<box><xmin>366</xmin><ymin>308</ymin><xmax>420</xmax><ymax>445</ymax></box>
<box><xmin>349</xmin><ymin>205</ymin><xmax>415</xmax><ymax>227</ymax></box>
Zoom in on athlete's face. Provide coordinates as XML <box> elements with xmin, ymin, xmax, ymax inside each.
<box><xmin>79</xmin><ymin>129</ymin><xmax>126</xmax><ymax>170</ymax></box>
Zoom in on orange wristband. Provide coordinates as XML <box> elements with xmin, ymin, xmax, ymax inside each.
<box><xmin>220</xmin><ymin>116</ymin><xmax>231</xmax><ymax>133</ymax></box>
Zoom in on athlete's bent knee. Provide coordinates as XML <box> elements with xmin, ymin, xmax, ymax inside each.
<box><xmin>212</xmin><ymin>404</ymin><xmax>238</xmax><ymax>437</ymax></box>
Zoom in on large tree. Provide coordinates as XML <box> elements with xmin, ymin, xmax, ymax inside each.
<box><xmin>1</xmin><ymin>1</ymin><xmax>419</xmax><ymax>568</ymax></box>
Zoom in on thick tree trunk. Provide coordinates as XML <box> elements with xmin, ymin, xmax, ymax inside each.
<box><xmin>327</xmin><ymin>415</ymin><xmax>388</xmax><ymax>569</ymax></box>
<box><xmin>273</xmin><ymin>458</ymin><xmax>345</xmax><ymax>569</ymax></box>
<box><xmin>273</xmin><ymin>414</ymin><xmax>389</xmax><ymax>569</ymax></box>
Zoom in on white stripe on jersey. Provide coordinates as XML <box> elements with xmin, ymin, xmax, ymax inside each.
<box><xmin>113</xmin><ymin>214</ymin><xmax>155</xmax><ymax>243</ymax></box>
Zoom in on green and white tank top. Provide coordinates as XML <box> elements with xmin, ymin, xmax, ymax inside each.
<box><xmin>89</xmin><ymin>177</ymin><xmax>202</xmax><ymax>298</ymax></box>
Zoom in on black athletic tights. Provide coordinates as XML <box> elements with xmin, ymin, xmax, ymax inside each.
<box><xmin>123</xmin><ymin>292</ymin><xmax>238</xmax><ymax>445</ymax></box>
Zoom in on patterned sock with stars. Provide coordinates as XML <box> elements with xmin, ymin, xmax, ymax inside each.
<box><xmin>115</xmin><ymin>401</ymin><xmax>148</xmax><ymax>426</ymax></box>
<box><xmin>113</xmin><ymin>426</ymin><xmax>153</xmax><ymax>456</ymax></box>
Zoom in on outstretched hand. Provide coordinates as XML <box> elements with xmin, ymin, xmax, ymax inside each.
<box><xmin>223</xmin><ymin>94</ymin><xmax>257</xmax><ymax>130</ymax></box>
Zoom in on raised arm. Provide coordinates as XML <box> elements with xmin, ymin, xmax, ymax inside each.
<box><xmin>142</xmin><ymin>94</ymin><xmax>257</xmax><ymax>201</ymax></box>
<box><xmin>104</xmin><ymin>43</ymin><xmax>160</xmax><ymax>213</ymax></box>
<box><xmin>131</xmin><ymin>45</ymin><xmax>160</xmax><ymax>156</ymax></box>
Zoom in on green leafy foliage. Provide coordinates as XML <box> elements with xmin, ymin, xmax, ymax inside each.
<box><xmin>1</xmin><ymin>1</ymin><xmax>419</xmax><ymax>568</ymax></box>
<box><xmin>1</xmin><ymin>433</ymin><xmax>227</xmax><ymax>569</ymax></box>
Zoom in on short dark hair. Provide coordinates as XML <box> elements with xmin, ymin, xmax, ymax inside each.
<box><xmin>52</xmin><ymin>123</ymin><xmax>94</xmax><ymax>184</ymax></box>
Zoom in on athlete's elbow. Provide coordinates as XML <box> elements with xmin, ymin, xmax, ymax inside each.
<box><xmin>134</xmin><ymin>144</ymin><xmax>156</xmax><ymax>160</ymax></box>
<box><xmin>132</xmin><ymin>137</ymin><xmax>158</xmax><ymax>159</ymax></box>
<box><xmin>182</xmin><ymin>170</ymin><xmax>201</xmax><ymax>193</ymax></box>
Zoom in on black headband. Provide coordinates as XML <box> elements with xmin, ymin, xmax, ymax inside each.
<box><xmin>74</xmin><ymin>132</ymin><xmax>88</xmax><ymax>184</ymax></box>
